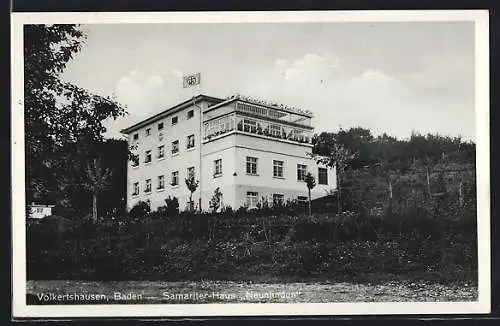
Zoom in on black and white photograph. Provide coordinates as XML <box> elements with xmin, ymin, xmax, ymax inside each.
<box><xmin>11</xmin><ymin>10</ymin><xmax>490</xmax><ymax>318</ymax></box>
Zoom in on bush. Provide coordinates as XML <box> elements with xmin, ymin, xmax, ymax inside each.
<box><xmin>129</xmin><ymin>201</ymin><xmax>150</xmax><ymax>219</ymax></box>
<box><xmin>164</xmin><ymin>196</ymin><xmax>180</xmax><ymax>216</ymax></box>
<box><xmin>26</xmin><ymin>198</ymin><xmax>477</xmax><ymax>283</ymax></box>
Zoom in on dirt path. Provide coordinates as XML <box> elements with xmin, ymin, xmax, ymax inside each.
<box><xmin>26</xmin><ymin>280</ymin><xmax>477</xmax><ymax>304</ymax></box>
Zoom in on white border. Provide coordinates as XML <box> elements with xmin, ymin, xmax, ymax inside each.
<box><xmin>11</xmin><ymin>10</ymin><xmax>490</xmax><ymax>318</ymax></box>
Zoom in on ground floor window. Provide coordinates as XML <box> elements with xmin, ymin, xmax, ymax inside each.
<box><xmin>273</xmin><ymin>193</ymin><xmax>284</xmax><ymax>206</ymax></box>
<box><xmin>246</xmin><ymin>191</ymin><xmax>258</xmax><ymax>208</ymax></box>
<box><xmin>297</xmin><ymin>196</ymin><xmax>308</xmax><ymax>205</ymax></box>
<box><xmin>318</xmin><ymin>167</ymin><xmax>328</xmax><ymax>185</ymax></box>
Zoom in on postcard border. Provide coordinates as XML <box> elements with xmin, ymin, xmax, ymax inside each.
<box><xmin>11</xmin><ymin>10</ymin><xmax>491</xmax><ymax>318</ymax></box>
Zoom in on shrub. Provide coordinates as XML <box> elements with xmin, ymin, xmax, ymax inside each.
<box><xmin>209</xmin><ymin>188</ymin><xmax>222</xmax><ymax>213</ymax></box>
<box><xmin>128</xmin><ymin>201</ymin><xmax>150</xmax><ymax>219</ymax></box>
<box><xmin>164</xmin><ymin>196</ymin><xmax>179</xmax><ymax>216</ymax></box>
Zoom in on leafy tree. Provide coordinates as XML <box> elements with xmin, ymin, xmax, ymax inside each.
<box><xmin>91</xmin><ymin>139</ymin><xmax>128</xmax><ymax>217</ymax></box>
<box><xmin>185</xmin><ymin>176</ymin><xmax>199</xmax><ymax>211</ymax></box>
<box><xmin>24</xmin><ymin>24</ymin><xmax>126</xmax><ymax>215</ymax></box>
<box><xmin>336</xmin><ymin>127</ymin><xmax>375</xmax><ymax>168</ymax></box>
<box><xmin>304</xmin><ymin>172</ymin><xmax>316</xmax><ymax>216</ymax></box>
<box><xmin>209</xmin><ymin>188</ymin><xmax>222</xmax><ymax>213</ymax></box>
<box><xmin>311</xmin><ymin>140</ymin><xmax>357</xmax><ymax>214</ymax></box>
<box><xmin>82</xmin><ymin>158</ymin><xmax>113</xmax><ymax>223</ymax></box>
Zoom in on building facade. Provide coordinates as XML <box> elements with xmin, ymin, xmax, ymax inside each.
<box><xmin>121</xmin><ymin>94</ymin><xmax>336</xmax><ymax>212</ymax></box>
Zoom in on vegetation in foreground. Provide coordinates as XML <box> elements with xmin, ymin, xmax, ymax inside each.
<box><xmin>27</xmin><ymin>193</ymin><xmax>477</xmax><ymax>285</ymax></box>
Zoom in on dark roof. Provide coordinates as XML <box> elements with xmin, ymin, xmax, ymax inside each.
<box><xmin>120</xmin><ymin>94</ymin><xmax>223</xmax><ymax>134</ymax></box>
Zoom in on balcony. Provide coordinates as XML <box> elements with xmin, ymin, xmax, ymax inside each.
<box><xmin>203</xmin><ymin>114</ymin><xmax>312</xmax><ymax>145</ymax></box>
<box><xmin>234</xmin><ymin>100</ymin><xmax>312</xmax><ymax>128</ymax></box>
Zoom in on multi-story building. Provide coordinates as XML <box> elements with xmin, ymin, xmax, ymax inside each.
<box><xmin>121</xmin><ymin>94</ymin><xmax>336</xmax><ymax>212</ymax></box>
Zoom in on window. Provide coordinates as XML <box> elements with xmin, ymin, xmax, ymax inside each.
<box><xmin>158</xmin><ymin>122</ymin><xmax>164</xmax><ymax>130</ymax></box>
<box><xmin>157</xmin><ymin>145</ymin><xmax>165</xmax><ymax>159</ymax></box>
<box><xmin>187</xmin><ymin>134</ymin><xmax>195</xmax><ymax>149</ymax></box>
<box><xmin>205</xmin><ymin>115</ymin><xmax>235</xmax><ymax>138</ymax></box>
<box><xmin>214</xmin><ymin>159</ymin><xmax>222</xmax><ymax>176</ymax></box>
<box><xmin>273</xmin><ymin>194</ymin><xmax>284</xmax><ymax>206</ymax></box>
<box><xmin>157</xmin><ymin>175</ymin><xmax>165</xmax><ymax>190</ymax></box>
<box><xmin>246</xmin><ymin>156</ymin><xmax>258</xmax><ymax>175</ymax></box>
<box><xmin>246</xmin><ymin>191</ymin><xmax>259</xmax><ymax>208</ymax></box>
<box><xmin>172</xmin><ymin>140</ymin><xmax>179</xmax><ymax>154</ymax></box>
<box><xmin>318</xmin><ymin>167</ymin><xmax>328</xmax><ymax>185</ymax></box>
<box><xmin>297</xmin><ymin>164</ymin><xmax>307</xmax><ymax>181</ymax></box>
<box><xmin>171</xmin><ymin>171</ymin><xmax>179</xmax><ymax>186</ymax></box>
<box><xmin>298</xmin><ymin>196</ymin><xmax>308</xmax><ymax>205</ymax></box>
<box><xmin>133</xmin><ymin>133</ymin><xmax>139</xmax><ymax>141</ymax></box>
<box><xmin>273</xmin><ymin>160</ymin><xmax>284</xmax><ymax>178</ymax></box>
<box><xmin>145</xmin><ymin>128</ymin><xmax>151</xmax><ymax>136</ymax></box>
<box><xmin>35</xmin><ymin>207</ymin><xmax>43</xmax><ymax>213</ymax></box>
<box><xmin>131</xmin><ymin>154</ymin><xmax>139</xmax><ymax>167</ymax></box>
<box><xmin>243</xmin><ymin>119</ymin><xmax>257</xmax><ymax>133</ymax></box>
<box><xmin>172</xmin><ymin>116</ymin><xmax>178</xmax><ymax>125</ymax></box>
<box><xmin>187</xmin><ymin>110</ymin><xmax>194</xmax><ymax>119</ymax></box>
<box><xmin>145</xmin><ymin>150</ymin><xmax>152</xmax><ymax>164</ymax></box>
<box><xmin>270</xmin><ymin>124</ymin><xmax>282</xmax><ymax>137</ymax></box>
<box><xmin>145</xmin><ymin>179</ymin><xmax>152</xmax><ymax>193</ymax></box>
<box><xmin>187</xmin><ymin>166</ymin><xmax>195</xmax><ymax>179</ymax></box>
<box><xmin>132</xmin><ymin>182</ymin><xmax>139</xmax><ymax>196</ymax></box>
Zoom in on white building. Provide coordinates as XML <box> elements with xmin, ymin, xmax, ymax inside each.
<box><xmin>28</xmin><ymin>204</ymin><xmax>55</xmax><ymax>219</ymax></box>
<box><xmin>121</xmin><ymin>94</ymin><xmax>336</xmax><ymax>212</ymax></box>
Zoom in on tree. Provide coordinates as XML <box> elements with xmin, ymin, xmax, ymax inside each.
<box><xmin>304</xmin><ymin>172</ymin><xmax>316</xmax><ymax>216</ymax></box>
<box><xmin>209</xmin><ymin>188</ymin><xmax>222</xmax><ymax>213</ymax></box>
<box><xmin>184</xmin><ymin>176</ymin><xmax>199</xmax><ymax>211</ymax></box>
<box><xmin>91</xmin><ymin>139</ymin><xmax>128</xmax><ymax>217</ymax></box>
<box><xmin>24</xmin><ymin>24</ymin><xmax>126</xmax><ymax>214</ymax></box>
<box><xmin>82</xmin><ymin>158</ymin><xmax>113</xmax><ymax>223</ymax></box>
<box><xmin>311</xmin><ymin>141</ymin><xmax>357</xmax><ymax>214</ymax></box>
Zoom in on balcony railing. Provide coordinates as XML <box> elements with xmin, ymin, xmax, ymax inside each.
<box><xmin>235</xmin><ymin>101</ymin><xmax>312</xmax><ymax>127</ymax></box>
<box><xmin>203</xmin><ymin>114</ymin><xmax>312</xmax><ymax>145</ymax></box>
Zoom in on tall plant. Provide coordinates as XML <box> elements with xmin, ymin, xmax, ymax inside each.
<box><xmin>305</xmin><ymin>172</ymin><xmax>316</xmax><ymax>216</ymax></box>
<box><xmin>82</xmin><ymin>158</ymin><xmax>113</xmax><ymax>223</ymax></box>
<box><xmin>24</xmin><ymin>24</ymin><xmax>126</xmax><ymax>212</ymax></box>
<box><xmin>310</xmin><ymin>142</ymin><xmax>356</xmax><ymax>214</ymax></box>
<box><xmin>185</xmin><ymin>176</ymin><xmax>199</xmax><ymax>211</ymax></box>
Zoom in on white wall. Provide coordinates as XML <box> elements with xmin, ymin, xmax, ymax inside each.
<box><xmin>127</xmin><ymin>101</ymin><xmax>208</xmax><ymax>211</ymax></box>
<box><xmin>201</xmin><ymin>134</ymin><xmax>237</xmax><ymax>210</ymax></box>
<box><xmin>232</xmin><ymin>133</ymin><xmax>336</xmax><ymax>208</ymax></box>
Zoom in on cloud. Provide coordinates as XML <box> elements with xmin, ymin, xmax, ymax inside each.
<box><xmin>113</xmin><ymin>69</ymin><xmax>186</xmax><ymax>116</ymax></box>
<box><xmin>107</xmin><ymin>53</ymin><xmax>474</xmax><ymax>141</ymax></box>
<box><xmin>227</xmin><ymin>53</ymin><xmax>474</xmax><ymax>140</ymax></box>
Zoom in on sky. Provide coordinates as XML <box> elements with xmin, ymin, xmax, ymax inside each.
<box><xmin>61</xmin><ymin>21</ymin><xmax>476</xmax><ymax>141</ymax></box>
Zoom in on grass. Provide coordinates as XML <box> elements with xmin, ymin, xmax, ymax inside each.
<box><xmin>26</xmin><ymin>279</ymin><xmax>478</xmax><ymax>305</ymax></box>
